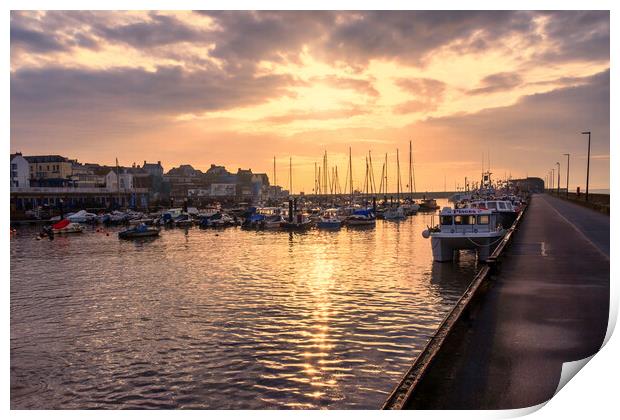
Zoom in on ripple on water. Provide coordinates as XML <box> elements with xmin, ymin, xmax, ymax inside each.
<box><xmin>11</xmin><ymin>203</ymin><xmax>477</xmax><ymax>409</ymax></box>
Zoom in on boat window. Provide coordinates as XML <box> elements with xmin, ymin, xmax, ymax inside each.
<box><xmin>498</xmin><ymin>202</ymin><xmax>506</xmax><ymax>210</ymax></box>
<box><xmin>455</xmin><ymin>215</ymin><xmax>476</xmax><ymax>225</ymax></box>
<box><xmin>440</xmin><ymin>215</ymin><xmax>453</xmax><ymax>225</ymax></box>
<box><xmin>477</xmin><ymin>215</ymin><xmax>490</xmax><ymax>225</ymax></box>
<box><xmin>487</xmin><ymin>202</ymin><xmax>497</xmax><ymax>209</ymax></box>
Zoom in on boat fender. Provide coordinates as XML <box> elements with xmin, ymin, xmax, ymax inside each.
<box><xmin>422</xmin><ymin>229</ymin><xmax>430</xmax><ymax>239</ymax></box>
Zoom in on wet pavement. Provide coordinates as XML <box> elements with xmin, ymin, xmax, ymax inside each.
<box><xmin>404</xmin><ymin>193</ymin><xmax>610</xmax><ymax>409</ymax></box>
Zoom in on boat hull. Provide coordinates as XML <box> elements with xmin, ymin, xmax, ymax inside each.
<box><xmin>430</xmin><ymin>232</ymin><xmax>504</xmax><ymax>262</ymax></box>
<box><xmin>118</xmin><ymin>229</ymin><xmax>160</xmax><ymax>239</ymax></box>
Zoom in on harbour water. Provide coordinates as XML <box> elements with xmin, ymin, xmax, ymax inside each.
<box><xmin>11</xmin><ymin>200</ymin><xmax>478</xmax><ymax>409</ymax></box>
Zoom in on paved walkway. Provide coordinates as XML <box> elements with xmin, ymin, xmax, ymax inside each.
<box><xmin>405</xmin><ymin>194</ymin><xmax>610</xmax><ymax>409</ymax></box>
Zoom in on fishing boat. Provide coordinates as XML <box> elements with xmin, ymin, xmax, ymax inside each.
<box><xmin>51</xmin><ymin>219</ymin><xmax>84</xmax><ymax>234</ymax></box>
<box><xmin>118</xmin><ymin>224</ymin><xmax>160</xmax><ymax>239</ymax></box>
<box><xmin>346</xmin><ymin>208</ymin><xmax>376</xmax><ymax>226</ymax></box>
<box><xmin>317</xmin><ymin>209</ymin><xmax>342</xmax><ymax>229</ymax></box>
<box><xmin>422</xmin><ymin>207</ymin><xmax>505</xmax><ymax>262</ymax></box>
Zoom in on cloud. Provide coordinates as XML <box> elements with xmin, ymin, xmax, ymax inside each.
<box><xmin>94</xmin><ymin>13</ymin><xmax>206</xmax><ymax>48</ymax></box>
<box><xmin>261</xmin><ymin>106</ymin><xmax>367</xmax><ymax>124</ymax></box>
<box><xmin>535</xmin><ymin>11</ymin><xmax>609</xmax><ymax>64</ymax></box>
<box><xmin>393</xmin><ymin>77</ymin><xmax>446</xmax><ymax>114</ymax></box>
<box><xmin>10</xmin><ymin>25</ymin><xmax>68</xmax><ymax>53</ymax></box>
<box><xmin>468</xmin><ymin>72</ymin><xmax>523</xmax><ymax>95</ymax></box>
<box><xmin>311</xmin><ymin>75</ymin><xmax>379</xmax><ymax>97</ymax></box>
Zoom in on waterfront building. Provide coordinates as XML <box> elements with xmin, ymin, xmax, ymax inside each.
<box><xmin>25</xmin><ymin>155</ymin><xmax>73</xmax><ymax>180</ymax></box>
<box><xmin>10</xmin><ymin>153</ymin><xmax>30</xmax><ymax>188</ymax></box>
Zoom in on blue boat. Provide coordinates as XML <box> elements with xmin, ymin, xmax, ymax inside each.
<box><xmin>118</xmin><ymin>224</ymin><xmax>160</xmax><ymax>239</ymax></box>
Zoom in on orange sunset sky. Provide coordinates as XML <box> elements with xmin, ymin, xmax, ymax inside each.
<box><xmin>10</xmin><ymin>11</ymin><xmax>610</xmax><ymax>192</ymax></box>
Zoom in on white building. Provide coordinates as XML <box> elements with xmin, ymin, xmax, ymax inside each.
<box><xmin>106</xmin><ymin>170</ymin><xmax>134</xmax><ymax>191</ymax></box>
<box><xmin>10</xmin><ymin>153</ymin><xmax>30</xmax><ymax>188</ymax></box>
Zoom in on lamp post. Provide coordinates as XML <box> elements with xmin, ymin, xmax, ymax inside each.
<box><xmin>564</xmin><ymin>153</ymin><xmax>570</xmax><ymax>198</ymax></box>
<box><xmin>556</xmin><ymin>162</ymin><xmax>560</xmax><ymax>196</ymax></box>
<box><xmin>551</xmin><ymin>168</ymin><xmax>555</xmax><ymax>191</ymax></box>
<box><xmin>581</xmin><ymin>131</ymin><xmax>591</xmax><ymax>202</ymax></box>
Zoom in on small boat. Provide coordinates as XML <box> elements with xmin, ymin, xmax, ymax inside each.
<box><xmin>317</xmin><ymin>209</ymin><xmax>342</xmax><ymax>229</ymax></box>
<box><xmin>346</xmin><ymin>209</ymin><xmax>376</xmax><ymax>226</ymax></box>
<box><xmin>67</xmin><ymin>210</ymin><xmax>98</xmax><ymax>223</ymax></box>
<box><xmin>51</xmin><ymin>219</ymin><xmax>84</xmax><ymax>234</ymax></box>
<box><xmin>418</xmin><ymin>198</ymin><xmax>439</xmax><ymax>212</ymax></box>
<box><xmin>118</xmin><ymin>224</ymin><xmax>160</xmax><ymax>239</ymax></box>
<box><xmin>263</xmin><ymin>214</ymin><xmax>285</xmax><ymax>229</ymax></box>
<box><xmin>383</xmin><ymin>206</ymin><xmax>407</xmax><ymax>220</ymax></box>
<box><xmin>282</xmin><ymin>212</ymin><xmax>313</xmax><ymax>230</ymax></box>
<box><xmin>173</xmin><ymin>214</ymin><xmax>194</xmax><ymax>228</ymax></box>
<box><xmin>401</xmin><ymin>202</ymin><xmax>420</xmax><ymax>215</ymax></box>
<box><xmin>199</xmin><ymin>212</ymin><xmax>236</xmax><ymax>228</ymax></box>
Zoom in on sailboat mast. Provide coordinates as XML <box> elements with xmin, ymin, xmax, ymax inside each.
<box><xmin>409</xmin><ymin>140</ymin><xmax>413</xmax><ymax>198</ymax></box>
<box><xmin>384</xmin><ymin>153</ymin><xmax>388</xmax><ymax>196</ymax></box>
<box><xmin>289</xmin><ymin>157</ymin><xmax>292</xmax><ymax>195</ymax></box>
<box><xmin>397</xmin><ymin>148</ymin><xmax>401</xmax><ymax>200</ymax></box>
<box><xmin>349</xmin><ymin>147</ymin><xmax>353</xmax><ymax>201</ymax></box>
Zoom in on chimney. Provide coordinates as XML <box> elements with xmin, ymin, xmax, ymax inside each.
<box><xmin>144</xmin><ymin>160</ymin><xmax>147</xmax><ymax>166</ymax></box>
<box><xmin>157</xmin><ymin>161</ymin><xmax>161</xmax><ymax>166</ymax></box>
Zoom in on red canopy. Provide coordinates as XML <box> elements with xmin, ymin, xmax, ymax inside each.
<box><xmin>52</xmin><ymin>219</ymin><xmax>70</xmax><ymax>229</ymax></box>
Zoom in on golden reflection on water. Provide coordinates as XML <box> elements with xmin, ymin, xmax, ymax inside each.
<box><xmin>11</xmin><ymin>200</ymin><xmax>478</xmax><ymax>409</ymax></box>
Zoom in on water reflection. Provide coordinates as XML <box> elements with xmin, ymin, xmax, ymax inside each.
<box><xmin>11</xmin><ymin>200</ymin><xmax>477</xmax><ymax>409</ymax></box>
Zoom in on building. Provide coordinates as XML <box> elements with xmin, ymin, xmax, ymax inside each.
<box><xmin>164</xmin><ymin>164</ymin><xmax>206</xmax><ymax>201</ymax></box>
<box><xmin>142</xmin><ymin>160</ymin><xmax>164</xmax><ymax>178</ymax></box>
<box><xmin>509</xmin><ymin>177</ymin><xmax>545</xmax><ymax>193</ymax></box>
<box><xmin>10</xmin><ymin>153</ymin><xmax>30</xmax><ymax>188</ymax></box>
<box><xmin>25</xmin><ymin>155</ymin><xmax>73</xmax><ymax>180</ymax></box>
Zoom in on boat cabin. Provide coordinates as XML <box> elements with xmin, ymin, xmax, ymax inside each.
<box><xmin>466</xmin><ymin>200</ymin><xmax>516</xmax><ymax>213</ymax></box>
<box><xmin>437</xmin><ymin>207</ymin><xmax>502</xmax><ymax>234</ymax></box>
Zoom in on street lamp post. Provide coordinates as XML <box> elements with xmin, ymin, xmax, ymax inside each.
<box><xmin>556</xmin><ymin>162</ymin><xmax>560</xmax><ymax>196</ymax></box>
<box><xmin>551</xmin><ymin>168</ymin><xmax>555</xmax><ymax>191</ymax></box>
<box><xmin>581</xmin><ymin>131</ymin><xmax>591</xmax><ymax>202</ymax></box>
<box><xmin>564</xmin><ymin>153</ymin><xmax>570</xmax><ymax>198</ymax></box>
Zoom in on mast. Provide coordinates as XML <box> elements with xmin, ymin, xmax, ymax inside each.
<box><xmin>396</xmin><ymin>148</ymin><xmax>401</xmax><ymax>201</ymax></box>
<box><xmin>384</xmin><ymin>153</ymin><xmax>388</xmax><ymax>196</ymax></box>
<box><xmin>348</xmin><ymin>147</ymin><xmax>353</xmax><ymax>202</ymax></box>
<box><xmin>116</xmin><ymin>157</ymin><xmax>121</xmax><ymax>208</ymax></box>
<box><xmin>408</xmin><ymin>141</ymin><xmax>413</xmax><ymax>198</ymax></box>
<box><xmin>314</xmin><ymin>161</ymin><xmax>318</xmax><ymax>195</ymax></box>
<box><xmin>273</xmin><ymin>156</ymin><xmax>276</xmax><ymax>188</ymax></box>
<box><xmin>289</xmin><ymin>156</ymin><xmax>292</xmax><ymax>195</ymax></box>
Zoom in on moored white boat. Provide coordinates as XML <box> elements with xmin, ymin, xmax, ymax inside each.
<box><xmin>422</xmin><ymin>207</ymin><xmax>505</xmax><ymax>262</ymax></box>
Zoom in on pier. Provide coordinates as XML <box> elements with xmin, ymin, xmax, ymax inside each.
<box><xmin>384</xmin><ymin>193</ymin><xmax>609</xmax><ymax>409</ymax></box>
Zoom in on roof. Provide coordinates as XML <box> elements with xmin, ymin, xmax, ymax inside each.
<box><xmin>24</xmin><ymin>155</ymin><xmax>69</xmax><ymax>163</ymax></box>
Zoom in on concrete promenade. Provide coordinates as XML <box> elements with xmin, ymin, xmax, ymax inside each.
<box><xmin>404</xmin><ymin>193</ymin><xmax>610</xmax><ymax>409</ymax></box>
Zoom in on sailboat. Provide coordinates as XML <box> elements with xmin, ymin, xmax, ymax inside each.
<box><xmin>384</xmin><ymin>148</ymin><xmax>407</xmax><ymax>220</ymax></box>
<box><xmin>402</xmin><ymin>140</ymin><xmax>420</xmax><ymax>215</ymax></box>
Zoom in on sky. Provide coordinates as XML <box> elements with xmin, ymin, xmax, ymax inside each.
<box><xmin>10</xmin><ymin>10</ymin><xmax>610</xmax><ymax>193</ymax></box>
